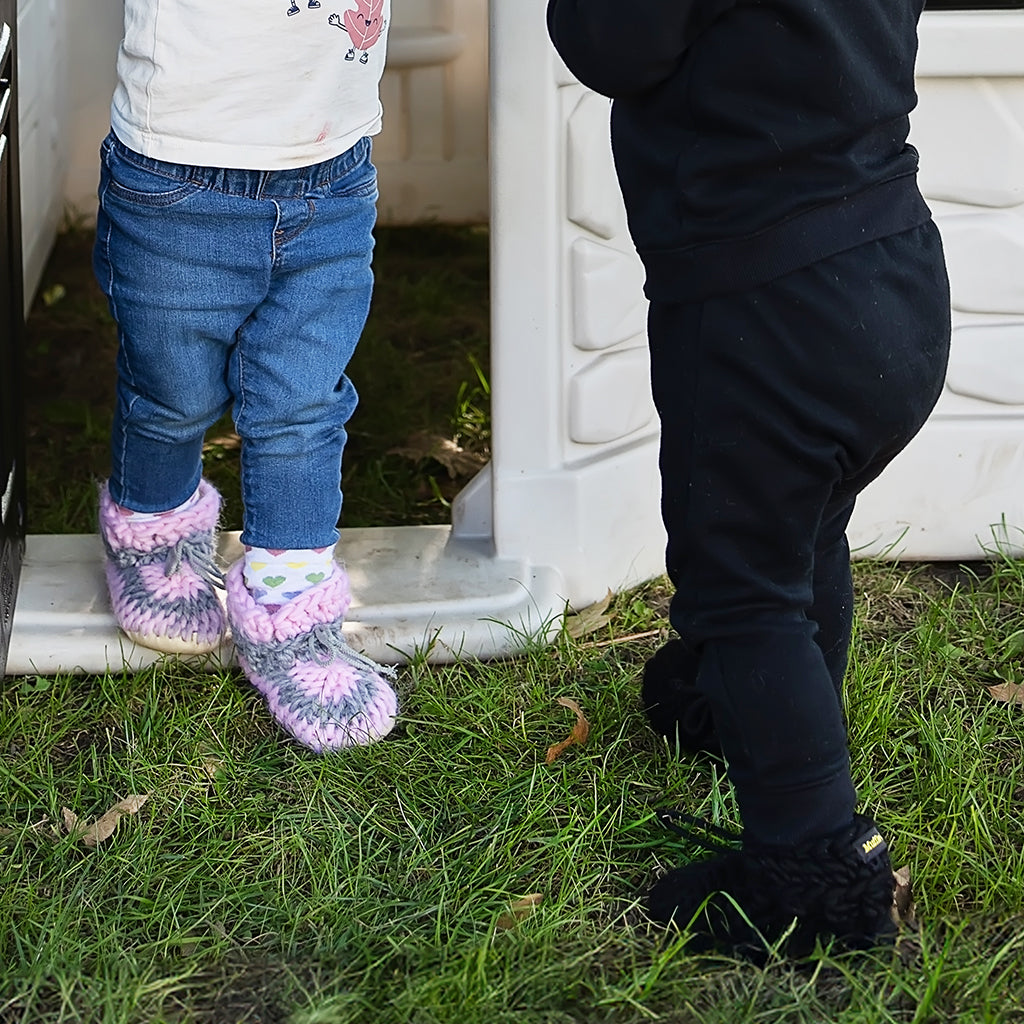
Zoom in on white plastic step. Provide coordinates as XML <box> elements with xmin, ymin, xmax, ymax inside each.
<box><xmin>5</xmin><ymin>527</ymin><xmax>566</xmax><ymax>676</ymax></box>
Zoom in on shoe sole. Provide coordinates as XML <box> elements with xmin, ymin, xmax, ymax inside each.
<box><xmin>124</xmin><ymin>628</ymin><xmax>226</xmax><ymax>657</ymax></box>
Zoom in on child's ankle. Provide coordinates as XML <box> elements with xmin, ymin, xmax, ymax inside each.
<box><xmin>242</xmin><ymin>545</ymin><xmax>336</xmax><ymax>606</ymax></box>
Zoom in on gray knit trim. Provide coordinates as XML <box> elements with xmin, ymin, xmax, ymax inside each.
<box><xmin>233</xmin><ymin>616</ymin><xmax>396</xmax><ymax>725</ymax></box>
<box><xmin>102</xmin><ymin>531</ymin><xmax>225</xmax><ymax>629</ymax></box>
<box><xmin>102</xmin><ymin>533</ymin><xmax>225</xmax><ymax>589</ymax></box>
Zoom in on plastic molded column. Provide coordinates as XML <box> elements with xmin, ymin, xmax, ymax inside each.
<box><xmin>469</xmin><ymin>0</ymin><xmax>665</xmax><ymax>610</ymax></box>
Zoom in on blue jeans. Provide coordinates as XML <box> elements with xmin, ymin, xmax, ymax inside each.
<box><xmin>93</xmin><ymin>131</ymin><xmax>378</xmax><ymax>549</ymax></box>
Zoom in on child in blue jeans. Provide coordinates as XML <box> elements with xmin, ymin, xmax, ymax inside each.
<box><xmin>548</xmin><ymin>0</ymin><xmax>951</xmax><ymax>957</ymax></box>
<box><xmin>94</xmin><ymin>1</ymin><xmax>397</xmax><ymax>753</ymax></box>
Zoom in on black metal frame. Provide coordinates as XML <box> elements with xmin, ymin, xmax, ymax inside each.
<box><xmin>0</xmin><ymin>0</ymin><xmax>25</xmax><ymax>675</ymax></box>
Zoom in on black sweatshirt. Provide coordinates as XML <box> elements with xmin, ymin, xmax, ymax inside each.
<box><xmin>546</xmin><ymin>0</ymin><xmax>933</xmax><ymax>302</ymax></box>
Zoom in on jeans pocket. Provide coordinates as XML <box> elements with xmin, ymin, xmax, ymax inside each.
<box><xmin>103</xmin><ymin>142</ymin><xmax>203</xmax><ymax>209</ymax></box>
<box><xmin>326</xmin><ymin>138</ymin><xmax>379</xmax><ymax>199</ymax></box>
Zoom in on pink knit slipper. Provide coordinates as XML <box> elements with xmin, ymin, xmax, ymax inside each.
<box><xmin>99</xmin><ymin>480</ymin><xmax>227</xmax><ymax>655</ymax></box>
<box><xmin>225</xmin><ymin>560</ymin><xmax>398</xmax><ymax>752</ymax></box>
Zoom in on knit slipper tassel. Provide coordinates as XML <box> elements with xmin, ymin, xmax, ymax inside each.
<box><xmin>99</xmin><ymin>480</ymin><xmax>227</xmax><ymax>655</ymax></box>
<box><xmin>225</xmin><ymin>560</ymin><xmax>398</xmax><ymax>752</ymax></box>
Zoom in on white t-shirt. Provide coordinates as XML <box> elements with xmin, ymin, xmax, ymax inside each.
<box><xmin>111</xmin><ymin>1</ymin><xmax>391</xmax><ymax>170</ymax></box>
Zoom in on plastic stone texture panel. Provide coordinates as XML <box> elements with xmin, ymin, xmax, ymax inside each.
<box><xmin>945</xmin><ymin>325</ymin><xmax>1024</xmax><ymax>406</ymax></box>
<box><xmin>566</xmin><ymin>90</ymin><xmax>623</xmax><ymax>240</ymax></box>
<box><xmin>939</xmin><ymin>213</ymin><xmax>1024</xmax><ymax>315</ymax></box>
<box><xmin>560</xmin><ymin>81</ymin><xmax>656</xmax><ymax>454</ymax></box>
<box><xmin>846</xmin><ymin>12</ymin><xmax>1024</xmax><ymax>558</ymax></box>
<box><xmin>913</xmin><ymin>78</ymin><xmax>1024</xmax><ymax>208</ymax></box>
<box><xmin>570</xmin><ymin>238</ymin><xmax>648</xmax><ymax>351</ymax></box>
<box><xmin>569</xmin><ymin>348</ymin><xmax>657</xmax><ymax>445</ymax></box>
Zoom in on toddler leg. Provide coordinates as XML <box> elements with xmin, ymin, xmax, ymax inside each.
<box><xmin>92</xmin><ymin>134</ymin><xmax>278</xmax><ymax>651</ymax></box>
<box><xmin>219</xmin><ymin>140</ymin><xmax>396</xmax><ymax>749</ymax></box>
<box><xmin>642</xmin><ymin>489</ymin><xmax>857</xmax><ymax>756</ymax></box>
<box><xmin>643</xmin><ymin>223</ymin><xmax>950</xmax><ymax>955</ymax></box>
<box><xmin>242</xmin><ymin>545</ymin><xmax>337</xmax><ymax>607</ymax></box>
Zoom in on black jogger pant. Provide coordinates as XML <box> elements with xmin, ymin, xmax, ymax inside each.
<box><xmin>647</xmin><ymin>221</ymin><xmax>951</xmax><ymax>846</ymax></box>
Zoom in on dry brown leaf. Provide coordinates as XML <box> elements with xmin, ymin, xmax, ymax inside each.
<box><xmin>202</xmin><ymin>433</ymin><xmax>241</xmax><ymax>452</ymax></box>
<box><xmin>565</xmin><ymin>589</ymin><xmax>614</xmax><ymax>639</ymax></box>
<box><xmin>389</xmin><ymin>432</ymin><xmax>488</xmax><ymax>478</ymax></box>
<box><xmin>584</xmin><ymin>628</ymin><xmax>662</xmax><ymax>650</ymax></box>
<box><xmin>496</xmin><ymin>893</ymin><xmax>544</xmax><ymax>930</ymax></box>
<box><xmin>545</xmin><ymin>697</ymin><xmax>590</xmax><ymax>764</ymax></box>
<box><xmin>63</xmin><ymin>795</ymin><xmax>149</xmax><ymax>847</ymax></box>
<box><xmin>891</xmin><ymin>864</ymin><xmax>917</xmax><ymax>929</ymax></box>
<box><xmin>988</xmin><ymin>681</ymin><xmax>1024</xmax><ymax>706</ymax></box>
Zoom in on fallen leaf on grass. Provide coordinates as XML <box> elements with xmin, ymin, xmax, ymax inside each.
<box><xmin>584</xmin><ymin>628</ymin><xmax>662</xmax><ymax>650</ymax></box>
<box><xmin>389</xmin><ymin>432</ymin><xmax>488</xmax><ymax>478</ymax></box>
<box><xmin>564</xmin><ymin>590</ymin><xmax>613</xmax><ymax>639</ymax></box>
<box><xmin>891</xmin><ymin>864</ymin><xmax>917</xmax><ymax>929</ymax></box>
<box><xmin>62</xmin><ymin>795</ymin><xmax>149</xmax><ymax>847</ymax></box>
<box><xmin>202</xmin><ymin>432</ymin><xmax>241</xmax><ymax>453</ymax></box>
<box><xmin>545</xmin><ymin>697</ymin><xmax>590</xmax><ymax>764</ymax></box>
<box><xmin>198</xmin><ymin>757</ymin><xmax>225</xmax><ymax>783</ymax></box>
<box><xmin>496</xmin><ymin>893</ymin><xmax>544</xmax><ymax>930</ymax></box>
<box><xmin>989</xmin><ymin>681</ymin><xmax>1024</xmax><ymax>706</ymax></box>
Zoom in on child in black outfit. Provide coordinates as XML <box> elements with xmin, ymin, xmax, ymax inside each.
<box><xmin>547</xmin><ymin>0</ymin><xmax>951</xmax><ymax>957</ymax></box>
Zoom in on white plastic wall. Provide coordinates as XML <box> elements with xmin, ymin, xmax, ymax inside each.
<box><xmin>17</xmin><ymin>0</ymin><xmax>68</xmax><ymax>310</ymax></box>
<box><xmin>846</xmin><ymin>12</ymin><xmax>1024</xmax><ymax>558</ymax></box>
<box><xmin>477</xmin><ymin>4</ymin><xmax>1024</xmax><ymax>610</ymax></box>
<box><xmin>61</xmin><ymin>0</ymin><xmax>120</xmax><ymax>232</ymax></box>
<box><xmin>376</xmin><ymin>0</ymin><xmax>489</xmax><ymax>223</ymax></box>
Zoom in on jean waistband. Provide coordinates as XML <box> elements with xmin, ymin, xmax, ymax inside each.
<box><xmin>103</xmin><ymin>131</ymin><xmax>371</xmax><ymax>200</ymax></box>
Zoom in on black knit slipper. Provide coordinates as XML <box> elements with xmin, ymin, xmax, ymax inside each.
<box><xmin>641</xmin><ymin>639</ymin><xmax>721</xmax><ymax>756</ymax></box>
<box><xmin>646</xmin><ymin>814</ymin><xmax>897</xmax><ymax>961</ymax></box>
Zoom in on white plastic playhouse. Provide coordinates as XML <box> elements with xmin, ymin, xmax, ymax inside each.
<box><xmin>3</xmin><ymin>0</ymin><xmax>1024</xmax><ymax>675</ymax></box>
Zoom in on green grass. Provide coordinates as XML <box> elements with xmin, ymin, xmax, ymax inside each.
<box><xmin>3</xmin><ymin>562</ymin><xmax>1024</xmax><ymax>1022</ymax></box>
<box><xmin>6</xmin><ymin>227</ymin><xmax>1024</xmax><ymax>1022</ymax></box>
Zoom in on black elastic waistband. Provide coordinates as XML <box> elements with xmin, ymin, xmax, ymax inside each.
<box><xmin>640</xmin><ymin>175</ymin><xmax>932</xmax><ymax>303</ymax></box>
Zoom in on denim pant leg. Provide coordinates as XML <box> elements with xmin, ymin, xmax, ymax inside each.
<box><xmin>93</xmin><ymin>135</ymin><xmax>272</xmax><ymax>512</ymax></box>
<box><xmin>230</xmin><ymin>144</ymin><xmax>378</xmax><ymax>550</ymax></box>
<box><xmin>93</xmin><ymin>133</ymin><xmax>378</xmax><ymax>543</ymax></box>
<box><xmin>649</xmin><ymin>222</ymin><xmax>950</xmax><ymax>846</ymax></box>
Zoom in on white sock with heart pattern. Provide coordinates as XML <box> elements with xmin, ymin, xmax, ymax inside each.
<box><xmin>242</xmin><ymin>545</ymin><xmax>337</xmax><ymax>606</ymax></box>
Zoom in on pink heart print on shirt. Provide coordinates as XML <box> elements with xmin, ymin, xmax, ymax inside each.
<box><xmin>344</xmin><ymin>0</ymin><xmax>384</xmax><ymax>50</ymax></box>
